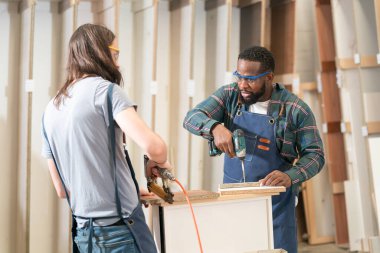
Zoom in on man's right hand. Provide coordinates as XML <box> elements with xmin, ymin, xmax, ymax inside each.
<box><xmin>211</xmin><ymin>124</ymin><xmax>235</xmax><ymax>158</ymax></box>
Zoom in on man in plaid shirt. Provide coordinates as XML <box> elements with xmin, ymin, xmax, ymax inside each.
<box><xmin>183</xmin><ymin>46</ymin><xmax>324</xmax><ymax>253</ymax></box>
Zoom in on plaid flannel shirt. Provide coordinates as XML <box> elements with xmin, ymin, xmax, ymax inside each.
<box><xmin>183</xmin><ymin>83</ymin><xmax>325</xmax><ymax>186</ymax></box>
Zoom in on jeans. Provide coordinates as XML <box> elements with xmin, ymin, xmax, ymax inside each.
<box><xmin>75</xmin><ymin>224</ymin><xmax>139</xmax><ymax>253</ymax></box>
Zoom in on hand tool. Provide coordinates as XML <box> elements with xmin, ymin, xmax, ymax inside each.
<box><xmin>144</xmin><ymin>155</ymin><xmax>174</xmax><ymax>204</ymax></box>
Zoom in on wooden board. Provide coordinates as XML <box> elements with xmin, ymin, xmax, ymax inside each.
<box><xmin>270</xmin><ymin>0</ymin><xmax>295</xmax><ymax>75</ymax></box>
<box><xmin>315</xmin><ymin>0</ymin><xmax>349</xmax><ymax>245</ymax></box>
<box><xmin>142</xmin><ymin>190</ymin><xmax>219</xmax><ymax>206</ymax></box>
<box><xmin>219</xmin><ymin>185</ymin><xmax>286</xmax><ymax>196</ymax></box>
<box><xmin>240</xmin><ymin>2</ymin><xmax>262</xmax><ymax>50</ymax></box>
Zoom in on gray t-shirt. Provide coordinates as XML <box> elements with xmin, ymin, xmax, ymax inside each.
<box><xmin>42</xmin><ymin>76</ymin><xmax>139</xmax><ymax>227</ymax></box>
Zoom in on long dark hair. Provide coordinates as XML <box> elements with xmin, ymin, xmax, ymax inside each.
<box><xmin>54</xmin><ymin>24</ymin><xmax>122</xmax><ymax>107</ymax></box>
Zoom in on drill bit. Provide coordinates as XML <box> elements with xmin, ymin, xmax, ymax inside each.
<box><xmin>241</xmin><ymin>160</ymin><xmax>246</xmax><ymax>183</ymax></box>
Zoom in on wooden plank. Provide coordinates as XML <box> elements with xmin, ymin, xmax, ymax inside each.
<box><xmin>205</xmin><ymin>0</ymin><xmax>239</xmax><ymax>11</ymax></box>
<box><xmin>273</xmin><ymin>73</ymin><xmax>296</xmax><ymax>85</ymax></box>
<box><xmin>325</xmin><ymin>133</ymin><xmax>347</xmax><ymax>182</ymax></box>
<box><xmin>219</xmin><ymin>185</ymin><xmax>286</xmax><ymax>195</ymax></box>
<box><xmin>270</xmin><ymin>0</ymin><xmax>295</xmax><ymax>75</ymax></box>
<box><xmin>300</xmin><ymin>82</ymin><xmax>317</xmax><ymax>91</ymax></box>
<box><xmin>321</xmin><ymin>60</ymin><xmax>336</xmax><ymax>72</ymax></box>
<box><xmin>219</xmin><ymin>182</ymin><xmax>260</xmax><ymax>189</ymax></box>
<box><xmin>320</xmin><ymin>72</ymin><xmax>342</xmax><ymax>122</ymax></box>
<box><xmin>316</xmin><ymin>0</ymin><xmax>331</xmax><ymax>6</ymax></box>
<box><xmin>142</xmin><ymin>190</ymin><xmax>219</xmax><ymax>205</ymax></box>
<box><xmin>368</xmin><ymin>137</ymin><xmax>380</xmax><ymax>236</ymax></box>
<box><xmin>169</xmin><ymin>0</ymin><xmax>189</xmax><ymax>11</ymax></box>
<box><xmin>369</xmin><ymin>236</ymin><xmax>380</xmax><ymax>253</ymax></box>
<box><xmin>323</xmin><ymin>121</ymin><xmax>341</xmax><ymax>133</ymax></box>
<box><xmin>333</xmin><ymin>193</ymin><xmax>349</xmax><ymax>246</ymax></box>
<box><xmin>238</xmin><ymin>0</ymin><xmax>262</xmax><ymax>8</ymax></box>
<box><xmin>240</xmin><ymin>1</ymin><xmax>261</xmax><ymax>51</ymax></box>
<box><xmin>353</xmin><ymin>0</ymin><xmax>378</xmax><ymax>56</ymax></box>
<box><xmin>368</xmin><ymin>121</ymin><xmax>380</xmax><ymax>135</ymax></box>
<box><xmin>302</xmin><ymin>179</ymin><xmax>334</xmax><ymax>245</ymax></box>
<box><xmin>344</xmin><ymin>180</ymin><xmax>365</xmax><ymax>251</ymax></box>
<box><xmin>315</xmin><ymin>3</ymin><xmax>336</xmax><ymax>62</ymax></box>
<box><xmin>332</xmin><ymin>182</ymin><xmax>344</xmax><ymax>194</ymax></box>
<box><xmin>315</xmin><ymin>1</ymin><xmax>349</xmax><ymax>245</ymax></box>
<box><xmin>341</xmin><ymin>122</ymin><xmax>352</xmax><ymax>133</ymax></box>
<box><xmin>336</xmin><ymin>58</ymin><xmax>358</xmax><ymax>70</ymax></box>
<box><xmin>361</xmin><ymin>55</ymin><xmax>379</xmax><ymax>68</ymax></box>
<box><xmin>375</xmin><ymin>0</ymin><xmax>380</xmax><ymax>51</ymax></box>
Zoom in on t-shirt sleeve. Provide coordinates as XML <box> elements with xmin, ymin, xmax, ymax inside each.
<box><xmin>41</xmin><ymin>120</ymin><xmax>53</xmax><ymax>159</ymax></box>
<box><xmin>95</xmin><ymin>82</ymin><xmax>137</xmax><ymax>126</ymax></box>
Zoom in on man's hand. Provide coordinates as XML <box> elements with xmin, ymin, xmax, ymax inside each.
<box><xmin>259</xmin><ymin>170</ymin><xmax>292</xmax><ymax>188</ymax></box>
<box><xmin>211</xmin><ymin>124</ymin><xmax>235</xmax><ymax>158</ymax></box>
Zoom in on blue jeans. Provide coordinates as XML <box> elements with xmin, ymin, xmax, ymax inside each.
<box><xmin>75</xmin><ymin>224</ymin><xmax>139</xmax><ymax>253</ymax></box>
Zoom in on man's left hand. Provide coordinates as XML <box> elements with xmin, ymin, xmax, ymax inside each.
<box><xmin>259</xmin><ymin>170</ymin><xmax>292</xmax><ymax>188</ymax></box>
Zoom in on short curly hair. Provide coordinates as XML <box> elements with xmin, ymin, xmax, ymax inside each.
<box><xmin>238</xmin><ymin>46</ymin><xmax>275</xmax><ymax>72</ymax></box>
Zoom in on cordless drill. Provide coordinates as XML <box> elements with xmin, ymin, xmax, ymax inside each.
<box><xmin>208</xmin><ymin>129</ymin><xmax>247</xmax><ymax>181</ymax></box>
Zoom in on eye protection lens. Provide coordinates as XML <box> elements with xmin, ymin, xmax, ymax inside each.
<box><xmin>233</xmin><ymin>70</ymin><xmax>270</xmax><ymax>83</ymax></box>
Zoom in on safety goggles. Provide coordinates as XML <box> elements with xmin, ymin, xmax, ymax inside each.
<box><xmin>233</xmin><ymin>70</ymin><xmax>270</xmax><ymax>84</ymax></box>
<box><xmin>108</xmin><ymin>46</ymin><xmax>120</xmax><ymax>61</ymax></box>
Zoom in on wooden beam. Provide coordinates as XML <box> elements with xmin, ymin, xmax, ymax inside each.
<box><xmin>332</xmin><ymin>182</ymin><xmax>345</xmax><ymax>194</ymax></box>
<box><xmin>315</xmin><ymin>0</ymin><xmax>349</xmax><ymax>244</ymax></box>
<box><xmin>170</xmin><ymin>0</ymin><xmax>189</xmax><ymax>11</ymax></box>
<box><xmin>205</xmin><ymin>0</ymin><xmax>239</xmax><ymax>11</ymax></box>
<box><xmin>321</xmin><ymin>60</ymin><xmax>336</xmax><ymax>72</ymax></box>
<box><xmin>336</xmin><ymin>58</ymin><xmax>358</xmax><ymax>70</ymax></box>
<box><xmin>238</xmin><ymin>0</ymin><xmax>262</xmax><ymax>8</ymax></box>
<box><xmin>270</xmin><ymin>1</ymin><xmax>295</xmax><ymax>74</ymax></box>
<box><xmin>361</xmin><ymin>55</ymin><xmax>379</xmax><ymax>68</ymax></box>
<box><xmin>316</xmin><ymin>0</ymin><xmax>330</xmax><ymax>6</ymax></box>
<box><xmin>273</xmin><ymin>73</ymin><xmax>297</xmax><ymax>85</ymax></box>
<box><xmin>300</xmin><ymin>82</ymin><xmax>317</xmax><ymax>91</ymax></box>
<box><xmin>323</xmin><ymin>122</ymin><xmax>341</xmax><ymax>134</ymax></box>
<box><xmin>374</xmin><ymin>0</ymin><xmax>380</xmax><ymax>51</ymax></box>
<box><xmin>368</xmin><ymin>121</ymin><xmax>380</xmax><ymax>135</ymax></box>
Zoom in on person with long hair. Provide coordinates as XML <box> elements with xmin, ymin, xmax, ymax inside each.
<box><xmin>42</xmin><ymin>23</ymin><xmax>167</xmax><ymax>253</ymax></box>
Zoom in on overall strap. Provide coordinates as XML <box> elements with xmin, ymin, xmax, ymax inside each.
<box><xmin>124</xmin><ymin>148</ymin><xmax>140</xmax><ymax>197</ymax></box>
<box><xmin>106</xmin><ymin>84</ymin><xmax>141</xmax><ymax>200</ymax></box>
<box><xmin>106</xmin><ymin>84</ymin><xmax>123</xmax><ymax>218</ymax></box>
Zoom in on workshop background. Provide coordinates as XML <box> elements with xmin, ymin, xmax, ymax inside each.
<box><xmin>1</xmin><ymin>0</ymin><xmax>380</xmax><ymax>252</ymax></box>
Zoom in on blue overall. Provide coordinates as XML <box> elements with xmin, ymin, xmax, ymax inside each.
<box><xmin>223</xmin><ymin>105</ymin><xmax>297</xmax><ymax>253</ymax></box>
<box><xmin>42</xmin><ymin>84</ymin><xmax>157</xmax><ymax>253</ymax></box>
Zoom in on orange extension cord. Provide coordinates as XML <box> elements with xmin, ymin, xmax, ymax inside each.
<box><xmin>174</xmin><ymin>179</ymin><xmax>204</xmax><ymax>253</ymax></box>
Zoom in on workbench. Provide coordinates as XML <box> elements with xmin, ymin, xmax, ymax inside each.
<box><xmin>142</xmin><ymin>186</ymin><xmax>285</xmax><ymax>253</ymax></box>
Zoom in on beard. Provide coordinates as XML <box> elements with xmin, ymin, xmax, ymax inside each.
<box><xmin>239</xmin><ymin>82</ymin><xmax>266</xmax><ymax>106</ymax></box>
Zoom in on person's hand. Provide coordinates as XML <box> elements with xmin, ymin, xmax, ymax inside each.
<box><xmin>140</xmin><ymin>188</ymin><xmax>155</xmax><ymax>197</ymax></box>
<box><xmin>145</xmin><ymin>159</ymin><xmax>173</xmax><ymax>179</ymax></box>
<box><xmin>259</xmin><ymin>170</ymin><xmax>292</xmax><ymax>188</ymax></box>
<box><xmin>139</xmin><ymin>188</ymin><xmax>155</xmax><ymax>208</ymax></box>
<box><xmin>211</xmin><ymin>124</ymin><xmax>235</xmax><ymax>158</ymax></box>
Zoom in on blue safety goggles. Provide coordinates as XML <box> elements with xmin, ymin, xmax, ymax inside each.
<box><xmin>233</xmin><ymin>70</ymin><xmax>270</xmax><ymax>81</ymax></box>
